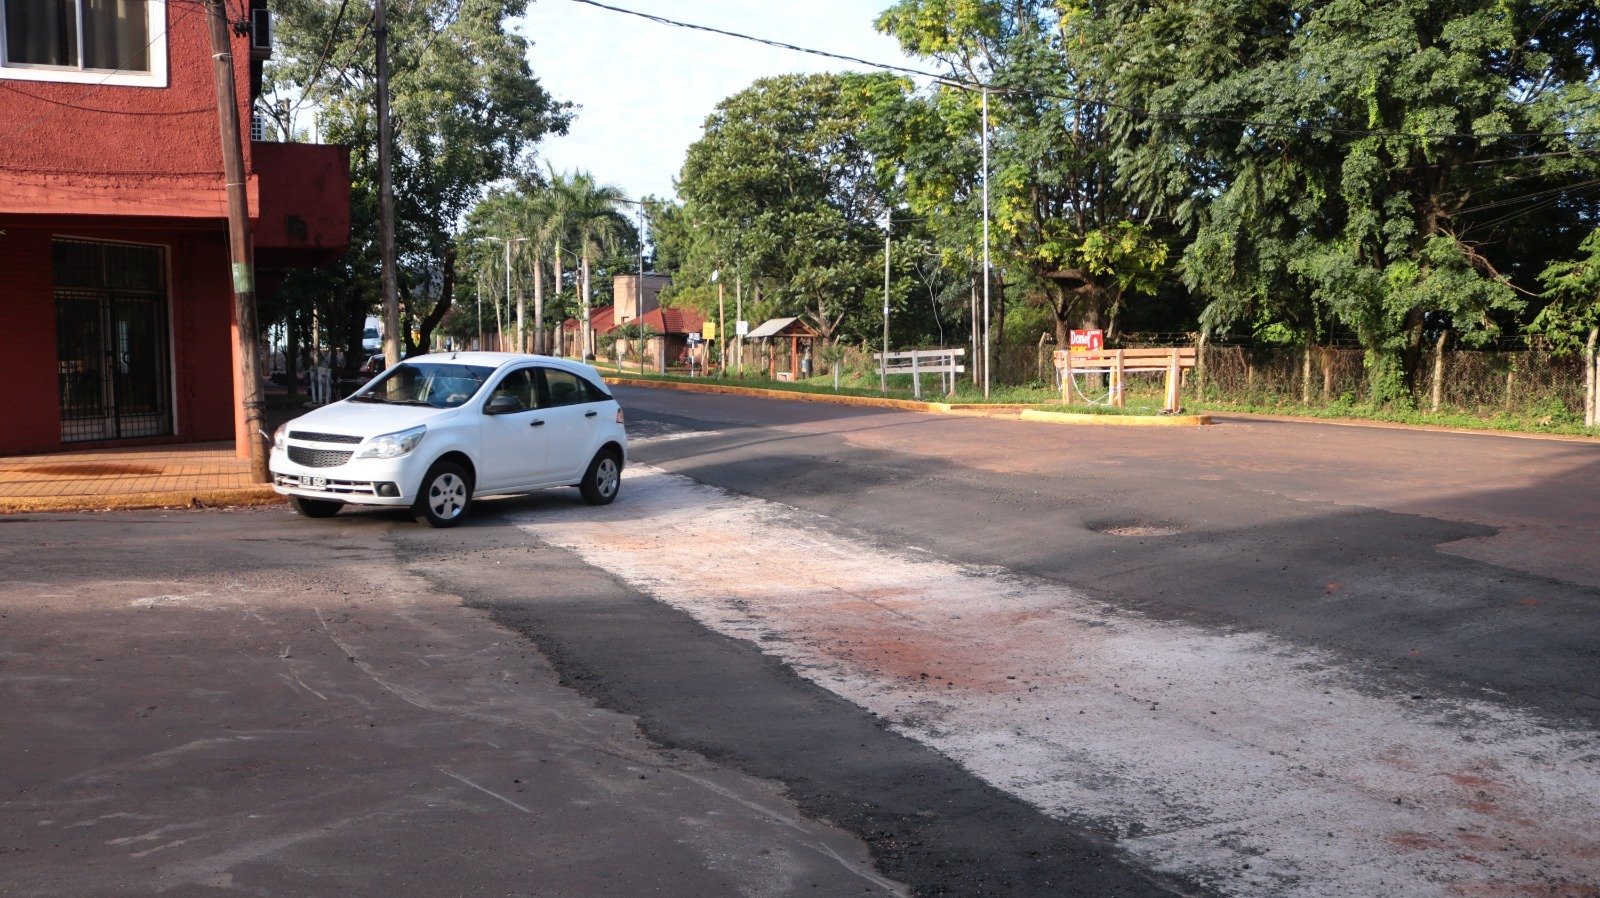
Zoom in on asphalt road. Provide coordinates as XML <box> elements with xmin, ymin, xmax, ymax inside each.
<box><xmin>3</xmin><ymin>386</ymin><xmax>1599</xmax><ymax>896</ymax></box>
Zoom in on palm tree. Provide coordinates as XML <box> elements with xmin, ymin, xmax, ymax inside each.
<box><xmin>558</xmin><ymin>171</ymin><xmax>631</xmax><ymax>358</ymax></box>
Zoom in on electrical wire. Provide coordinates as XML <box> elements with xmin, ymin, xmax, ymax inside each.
<box><xmin>565</xmin><ymin>0</ymin><xmax>1600</xmax><ymax>144</ymax></box>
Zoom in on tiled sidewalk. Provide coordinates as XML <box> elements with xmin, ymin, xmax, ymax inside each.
<box><xmin>0</xmin><ymin>443</ymin><xmax>279</xmax><ymax>513</ymax></box>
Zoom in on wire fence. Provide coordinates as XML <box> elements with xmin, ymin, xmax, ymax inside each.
<box><xmin>982</xmin><ymin>340</ymin><xmax>1595</xmax><ymax>425</ymax></box>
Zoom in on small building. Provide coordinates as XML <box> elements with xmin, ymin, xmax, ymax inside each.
<box><xmin>0</xmin><ymin>0</ymin><xmax>351</xmax><ymax>457</ymax></box>
<box><xmin>565</xmin><ymin>302</ymin><xmax>708</xmax><ymax>370</ymax></box>
<box><xmin>745</xmin><ymin>317</ymin><xmax>821</xmax><ymax>380</ymax></box>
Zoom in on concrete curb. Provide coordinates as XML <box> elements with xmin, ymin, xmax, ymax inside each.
<box><xmin>1020</xmin><ymin>409</ymin><xmax>1213</xmax><ymax>427</ymax></box>
<box><xmin>603</xmin><ymin>375</ymin><xmax>947</xmax><ymax>412</ymax></box>
<box><xmin>0</xmin><ymin>487</ymin><xmax>282</xmax><ymax>515</ymax></box>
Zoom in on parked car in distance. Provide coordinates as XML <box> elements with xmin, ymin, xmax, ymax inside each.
<box><xmin>356</xmin><ymin>353</ymin><xmax>387</xmax><ymax>383</ymax></box>
<box><xmin>270</xmin><ymin>352</ymin><xmax>627</xmax><ymax>527</ymax></box>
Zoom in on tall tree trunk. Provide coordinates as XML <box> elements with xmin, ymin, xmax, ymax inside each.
<box><xmin>1586</xmin><ymin>326</ymin><xmax>1598</xmax><ymax>428</ymax></box>
<box><xmin>1301</xmin><ymin>341</ymin><xmax>1312</xmax><ymax>405</ymax></box>
<box><xmin>285</xmin><ymin>311</ymin><xmax>300</xmax><ymax>398</ymax></box>
<box><xmin>533</xmin><ymin>255</ymin><xmax>544</xmax><ymax>355</ymax></box>
<box><xmin>580</xmin><ymin>251</ymin><xmax>592</xmax><ymax>359</ymax></box>
<box><xmin>416</xmin><ymin>245</ymin><xmax>456</xmax><ymax>351</ymax></box>
<box><xmin>1400</xmin><ymin>308</ymin><xmax>1427</xmax><ymax>396</ymax></box>
<box><xmin>970</xmin><ymin>274</ymin><xmax>980</xmax><ymax>386</ymax></box>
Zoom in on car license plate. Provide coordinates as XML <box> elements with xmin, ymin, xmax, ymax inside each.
<box><xmin>307</xmin><ymin>476</ymin><xmax>329</xmax><ymax>490</ymax></box>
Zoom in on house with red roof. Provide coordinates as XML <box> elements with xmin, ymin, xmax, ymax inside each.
<box><xmin>561</xmin><ymin>274</ymin><xmax>713</xmax><ymax>369</ymax></box>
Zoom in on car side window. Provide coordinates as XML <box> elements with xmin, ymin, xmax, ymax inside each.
<box><xmin>580</xmin><ymin>377</ymin><xmax>611</xmax><ymax>402</ymax></box>
<box><xmin>487</xmin><ymin>368</ymin><xmax>538</xmax><ymax>412</ymax></box>
<box><xmin>539</xmin><ymin>368</ymin><xmax>592</xmax><ymax>408</ymax></box>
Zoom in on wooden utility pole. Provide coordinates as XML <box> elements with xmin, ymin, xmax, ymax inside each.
<box><xmin>376</xmin><ymin>0</ymin><xmax>401</xmax><ymax>365</ymax></box>
<box><xmin>207</xmin><ymin>0</ymin><xmax>268</xmax><ymax>482</ymax></box>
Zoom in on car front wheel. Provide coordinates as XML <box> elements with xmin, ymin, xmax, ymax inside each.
<box><xmin>578</xmin><ymin>448</ymin><xmax>622</xmax><ymax>506</ymax></box>
<box><xmin>415</xmin><ymin>461</ymin><xmax>472</xmax><ymax>528</ymax></box>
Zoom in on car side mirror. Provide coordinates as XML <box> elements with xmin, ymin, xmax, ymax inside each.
<box><xmin>484</xmin><ymin>394</ymin><xmax>524</xmax><ymax>416</ymax></box>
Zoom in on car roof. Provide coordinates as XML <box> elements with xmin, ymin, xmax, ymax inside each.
<box><xmin>401</xmin><ymin>352</ymin><xmax>600</xmax><ymax>377</ymax></box>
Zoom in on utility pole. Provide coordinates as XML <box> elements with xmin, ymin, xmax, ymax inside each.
<box><xmin>717</xmin><ymin>271</ymin><xmax>725</xmax><ymax>377</ymax></box>
<box><xmin>207</xmin><ymin>0</ymin><xmax>268</xmax><ymax>482</ymax></box>
<box><xmin>881</xmin><ymin>214</ymin><xmax>891</xmax><ymax>395</ymax></box>
<box><xmin>636</xmin><ymin>204</ymin><xmax>645</xmax><ymax>375</ymax></box>
<box><xmin>376</xmin><ymin>0</ymin><xmax>400</xmax><ymax>366</ymax></box>
<box><xmin>981</xmin><ymin>86</ymin><xmax>992</xmax><ymax>399</ymax></box>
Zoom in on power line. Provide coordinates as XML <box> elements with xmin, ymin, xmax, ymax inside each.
<box><xmin>565</xmin><ymin>0</ymin><xmax>1600</xmax><ymax>145</ymax></box>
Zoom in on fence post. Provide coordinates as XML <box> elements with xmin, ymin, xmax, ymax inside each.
<box><xmin>1194</xmin><ymin>332</ymin><xmax>1207</xmax><ymax>399</ymax></box>
<box><xmin>1301</xmin><ymin>343</ymin><xmax>1312</xmax><ymax>405</ymax></box>
<box><xmin>1587</xmin><ymin>327</ymin><xmax>1598</xmax><ymax>428</ymax></box>
<box><xmin>911</xmin><ymin>351</ymin><xmax>922</xmax><ymax>400</ymax></box>
<box><xmin>1113</xmin><ymin>349</ymin><xmax>1126</xmax><ymax>408</ymax></box>
<box><xmin>1430</xmin><ymin>330</ymin><xmax>1448</xmax><ymax>413</ymax></box>
<box><xmin>1165</xmin><ymin>348</ymin><xmax>1180</xmax><ymax>413</ymax></box>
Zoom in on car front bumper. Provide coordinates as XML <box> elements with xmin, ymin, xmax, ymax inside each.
<box><xmin>269</xmin><ymin>449</ymin><xmax>424</xmax><ymax>507</ymax></box>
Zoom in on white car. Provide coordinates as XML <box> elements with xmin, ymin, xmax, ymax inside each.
<box><xmin>270</xmin><ymin>352</ymin><xmax>627</xmax><ymax>527</ymax></box>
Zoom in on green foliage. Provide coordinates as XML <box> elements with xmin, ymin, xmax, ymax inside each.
<box><xmin>1534</xmin><ymin>228</ymin><xmax>1600</xmax><ymax>352</ymax></box>
<box><xmin>878</xmin><ymin>0</ymin><xmax>1178</xmax><ymax>346</ymax></box>
<box><xmin>263</xmin><ymin>0</ymin><xmax>569</xmax><ymax>353</ymax></box>
<box><xmin>677</xmin><ymin>72</ymin><xmax>903</xmax><ymax>343</ymax></box>
<box><xmin>1098</xmin><ymin>0</ymin><xmax>1596</xmax><ymax>401</ymax></box>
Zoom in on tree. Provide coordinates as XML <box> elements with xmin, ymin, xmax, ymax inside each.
<box><xmin>678</xmin><ymin>73</ymin><xmax>901</xmax><ymax>343</ymax></box>
<box><xmin>877</xmin><ymin>0</ymin><xmax>1171</xmax><ymax>348</ymax></box>
<box><xmin>263</xmin><ymin>0</ymin><xmax>569</xmax><ymax>355</ymax></box>
<box><xmin>1536</xmin><ymin>228</ymin><xmax>1600</xmax><ymax>425</ymax></box>
<box><xmin>557</xmin><ymin>171</ymin><xmax>632</xmax><ymax>358</ymax></box>
<box><xmin>1099</xmin><ymin>0</ymin><xmax>1597</xmax><ymax>401</ymax></box>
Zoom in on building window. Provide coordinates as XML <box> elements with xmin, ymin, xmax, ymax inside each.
<box><xmin>1</xmin><ymin>0</ymin><xmax>167</xmax><ymax>87</ymax></box>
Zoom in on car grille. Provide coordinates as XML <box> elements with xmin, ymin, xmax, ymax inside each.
<box><xmin>288</xmin><ymin>446</ymin><xmax>353</xmax><ymax>468</ymax></box>
<box><xmin>289</xmin><ymin>430</ymin><xmax>363</xmax><ymax>444</ymax></box>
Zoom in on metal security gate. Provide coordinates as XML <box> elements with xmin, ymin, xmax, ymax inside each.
<box><xmin>54</xmin><ymin>239</ymin><xmax>172</xmax><ymax>443</ymax></box>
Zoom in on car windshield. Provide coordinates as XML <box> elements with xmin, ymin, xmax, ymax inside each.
<box><xmin>351</xmin><ymin>362</ymin><xmax>492</xmax><ymax>408</ymax></box>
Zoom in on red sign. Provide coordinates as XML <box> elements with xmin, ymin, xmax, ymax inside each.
<box><xmin>1069</xmin><ymin>329</ymin><xmax>1104</xmax><ymax>352</ymax></box>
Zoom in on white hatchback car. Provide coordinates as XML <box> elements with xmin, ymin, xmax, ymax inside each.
<box><xmin>270</xmin><ymin>352</ymin><xmax>627</xmax><ymax>527</ymax></box>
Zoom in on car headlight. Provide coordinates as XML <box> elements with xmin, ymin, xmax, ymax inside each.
<box><xmin>356</xmin><ymin>425</ymin><xmax>426</xmax><ymax>459</ymax></box>
<box><xmin>273</xmin><ymin>423</ymin><xmax>288</xmax><ymax>450</ymax></box>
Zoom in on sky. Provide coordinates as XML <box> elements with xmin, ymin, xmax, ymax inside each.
<box><xmin>519</xmin><ymin>0</ymin><xmax>925</xmax><ymax>203</ymax></box>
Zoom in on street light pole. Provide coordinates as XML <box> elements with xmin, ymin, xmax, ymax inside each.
<box><xmin>981</xmin><ymin>85</ymin><xmax>992</xmax><ymax>400</ymax></box>
<box><xmin>881</xmin><ymin>214</ymin><xmax>891</xmax><ymax>395</ymax></box>
<box><xmin>636</xmin><ymin>204</ymin><xmax>645</xmax><ymax>375</ymax></box>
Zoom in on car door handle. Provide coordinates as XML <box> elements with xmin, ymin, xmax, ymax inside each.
<box><xmin>585</xmin><ymin>410</ymin><xmax>598</xmax><ymax>418</ymax></box>
<box><xmin>530</xmin><ymin>419</ymin><xmax>545</xmax><ymax>427</ymax></box>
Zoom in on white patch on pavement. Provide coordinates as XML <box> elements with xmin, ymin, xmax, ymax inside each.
<box><xmin>510</xmin><ymin>467</ymin><xmax>1600</xmax><ymax>897</ymax></box>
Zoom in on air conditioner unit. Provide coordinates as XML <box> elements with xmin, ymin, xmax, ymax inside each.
<box><xmin>249</xmin><ymin>8</ymin><xmax>272</xmax><ymax>59</ymax></box>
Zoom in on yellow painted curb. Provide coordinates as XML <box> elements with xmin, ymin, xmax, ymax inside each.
<box><xmin>604</xmin><ymin>375</ymin><xmax>1217</xmax><ymax>427</ymax></box>
<box><xmin>0</xmin><ymin>487</ymin><xmax>283</xmax><ymax>514</ymax></box>
<box><xmin>1019</xmin><ymin>409</ymin><xmax>1213</xmax><ymax>427</ymax></box>
<box><xmin>604</xmin><ymin>376</ymin><xmax>941</xmax><ymax>412</ymax></box>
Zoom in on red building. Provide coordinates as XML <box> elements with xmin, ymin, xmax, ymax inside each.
<box><xmin>0</xmin><ymin>0</ymin><xmax>350</xmax><ymax>456</ymax></box>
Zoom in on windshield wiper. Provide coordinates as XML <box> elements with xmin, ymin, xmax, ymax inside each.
<box><xmin>347</xmin><ymin>394</ymin><xmax>385</xmax><ymax>403</ymax></box>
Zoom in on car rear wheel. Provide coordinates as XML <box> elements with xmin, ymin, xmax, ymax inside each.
<box><xmin>414</xmin><ymin>461</ymin><xmax>472</xmax><ymax>528</ymax></box>
<box><xmin>579</xmin><ymin>448</ymin><xmax>622</xmax><ymax>506</ymax></box>
<box><xmin>289</xmin><ymin>496</ymin><xmax>342</xmax><ymax>518</ymax></box>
